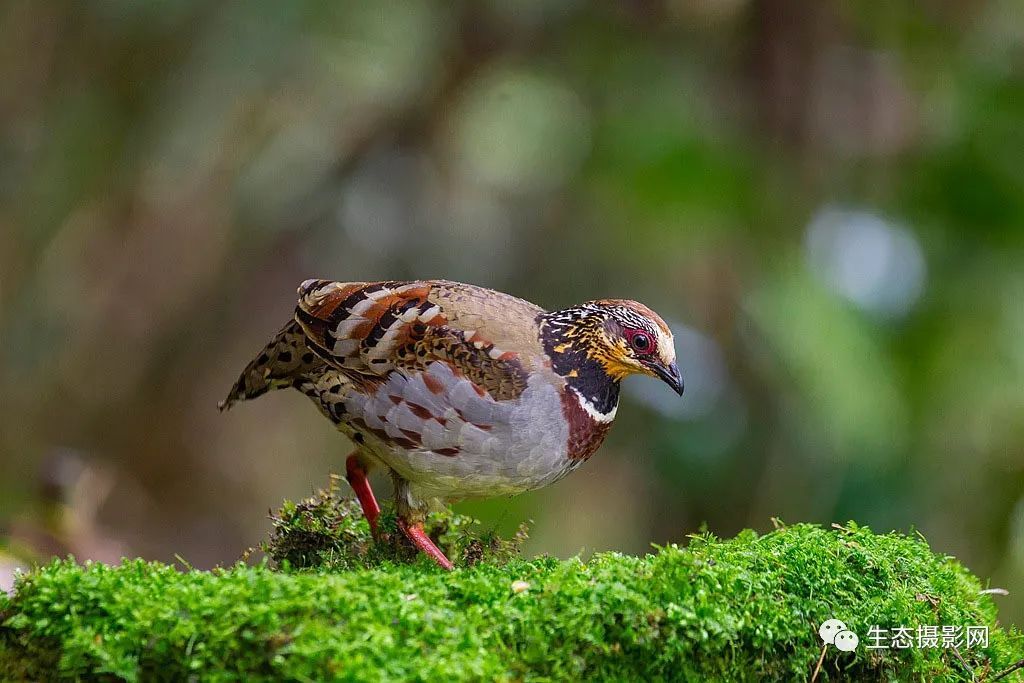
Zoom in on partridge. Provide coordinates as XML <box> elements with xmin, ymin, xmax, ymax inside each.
<box><xmin>221</xmin><ymin>280</ymin><xmax>683</xmax><ymax>569</ymax></box>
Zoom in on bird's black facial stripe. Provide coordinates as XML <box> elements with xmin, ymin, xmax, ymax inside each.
<box><xmin>538</xmin><ymin>307</ymin><xmax>621</xmax><ymax>415</ymax></box>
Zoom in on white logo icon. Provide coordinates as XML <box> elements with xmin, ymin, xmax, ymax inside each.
<box><xmin>819</xmin><ymin>618</ymin><xmax>859</xmax><ymax>651</ymax></box>
<box><xmin>834</xmin><ymin>629</ymin><xmax>859</xmax><ymax>651</ymax></box>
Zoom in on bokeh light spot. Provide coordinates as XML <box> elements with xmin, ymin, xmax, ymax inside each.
<box><xmin>805</xmin><ymin>205</ymin><xmax>927</xmax><ymax>319</ymax></box>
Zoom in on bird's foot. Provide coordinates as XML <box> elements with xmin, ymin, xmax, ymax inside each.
<box><xmin>397</xmin><ymin>518</ymin><xmax>454</xmax><ymax>570</ymax></box>
<box><xmin>345</xmin><ymin>454</ymin><xmax>381</xmax><ymax>539</ymax></box>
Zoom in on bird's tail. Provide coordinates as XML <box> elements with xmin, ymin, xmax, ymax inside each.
<box><xmin>219</xmin><ymin>320</ymin><xmax>324</xmax><ymax>411</ymax></box>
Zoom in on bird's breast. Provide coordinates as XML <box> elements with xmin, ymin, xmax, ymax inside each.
<box><xmin>559</xmin><ymin>387</ymin><xmax>616</xmax><ymax>463</ymax></box>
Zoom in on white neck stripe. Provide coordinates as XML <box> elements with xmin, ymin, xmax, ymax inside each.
<box><xmin>571</xmin><ymin>387</ymin><xmax>618</xmax><ymax>423</ymax></box>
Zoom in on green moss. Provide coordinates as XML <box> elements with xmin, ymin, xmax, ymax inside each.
<box><xmin>260</xmin><ymin>475</ymin><xmax>526</xmax><ymax>571</ymax></box>
<box><xmin>1</xmin><ymin>522</ymin><xmax>1021</xmax><ymax>681</ymax></box>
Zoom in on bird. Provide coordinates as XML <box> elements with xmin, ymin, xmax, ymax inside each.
<box><xmin>220</xmin><ymin>279</ymin><xmax>683</xmax><ymax>570</ymax></box>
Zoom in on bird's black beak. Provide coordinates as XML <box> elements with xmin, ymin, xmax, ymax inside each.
<box><xmin>649</xmin><ymin>360</ymin><xmax>684</xmax><ymax>396</ymax></box>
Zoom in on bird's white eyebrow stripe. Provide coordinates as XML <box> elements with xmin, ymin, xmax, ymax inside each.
<box><xmin>656</xmin><ymin>330</ymin><xmax>675</xmax><ymax>363</ymax></box>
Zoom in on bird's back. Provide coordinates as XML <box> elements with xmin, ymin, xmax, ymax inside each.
<box><xmin>222</xmin><ymin>280</ymin><xmax>549</xmax><ymax>409</ymax></box>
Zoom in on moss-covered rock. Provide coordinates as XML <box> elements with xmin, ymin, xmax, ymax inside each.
<box><xmin>1</xmin><ymin>517</ymin><xmax>1021</xmax><ymax>681</ymax></box>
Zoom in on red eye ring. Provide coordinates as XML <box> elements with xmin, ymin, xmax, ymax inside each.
<box><xmin>627</xmin><ymin>330</ymin><xmax>653</xmax><ymax>354</ymax></box>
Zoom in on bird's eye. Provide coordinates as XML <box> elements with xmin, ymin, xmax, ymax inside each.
<box><xmin>629</xmin><ymin>331</ymin><xmax>652</xmax><ymax>354</ymax></box>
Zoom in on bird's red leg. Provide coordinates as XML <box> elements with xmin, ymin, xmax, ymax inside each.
<box><xmin>397</xmin><ymin>518</ymin><xmax>454</xmax><ymax>571</ymax></box>
<box><xmin>345</xmin><ymin>453</ymin><xmax>380</xmax><ymax>538</ymax></box>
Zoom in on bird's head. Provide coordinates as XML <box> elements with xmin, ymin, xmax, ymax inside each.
<box><xmin>540</xmin><ymin>299</ymin><xmax>684</xmax><ymax>396</ymax></box>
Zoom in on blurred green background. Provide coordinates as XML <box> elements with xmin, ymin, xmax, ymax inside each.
<box><xmin>1</xmin><ymin>0</ymin><xmax>1022</xmax><ymax>623</ymax></box>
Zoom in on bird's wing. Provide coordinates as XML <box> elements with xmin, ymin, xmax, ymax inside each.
<box><xmin>293</xmin><ymin>280</ymin><xmax>546</xmax><ymax>401</ymax></box>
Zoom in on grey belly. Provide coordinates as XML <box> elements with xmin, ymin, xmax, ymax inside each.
<box><xmin>346</xmin><ymin>366</ymin><xmax>572</xmax><ymax>501</ymax></box>
<box><xmin>395</xmin><ymin>444</ymin><xmax>577</xmax><ymax>500</ymax></box>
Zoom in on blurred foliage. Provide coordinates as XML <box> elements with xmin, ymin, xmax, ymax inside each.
<box><xmin>1</xmin><ymin>0</ymin><xmax>1022</xmax><ymax>625</ymax></box>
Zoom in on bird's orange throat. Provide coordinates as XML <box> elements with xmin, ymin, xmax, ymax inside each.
<box><xmin>589</xmin><ymin>348</ymin><xmax>633</xmax><ymax>382</ymax></box>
